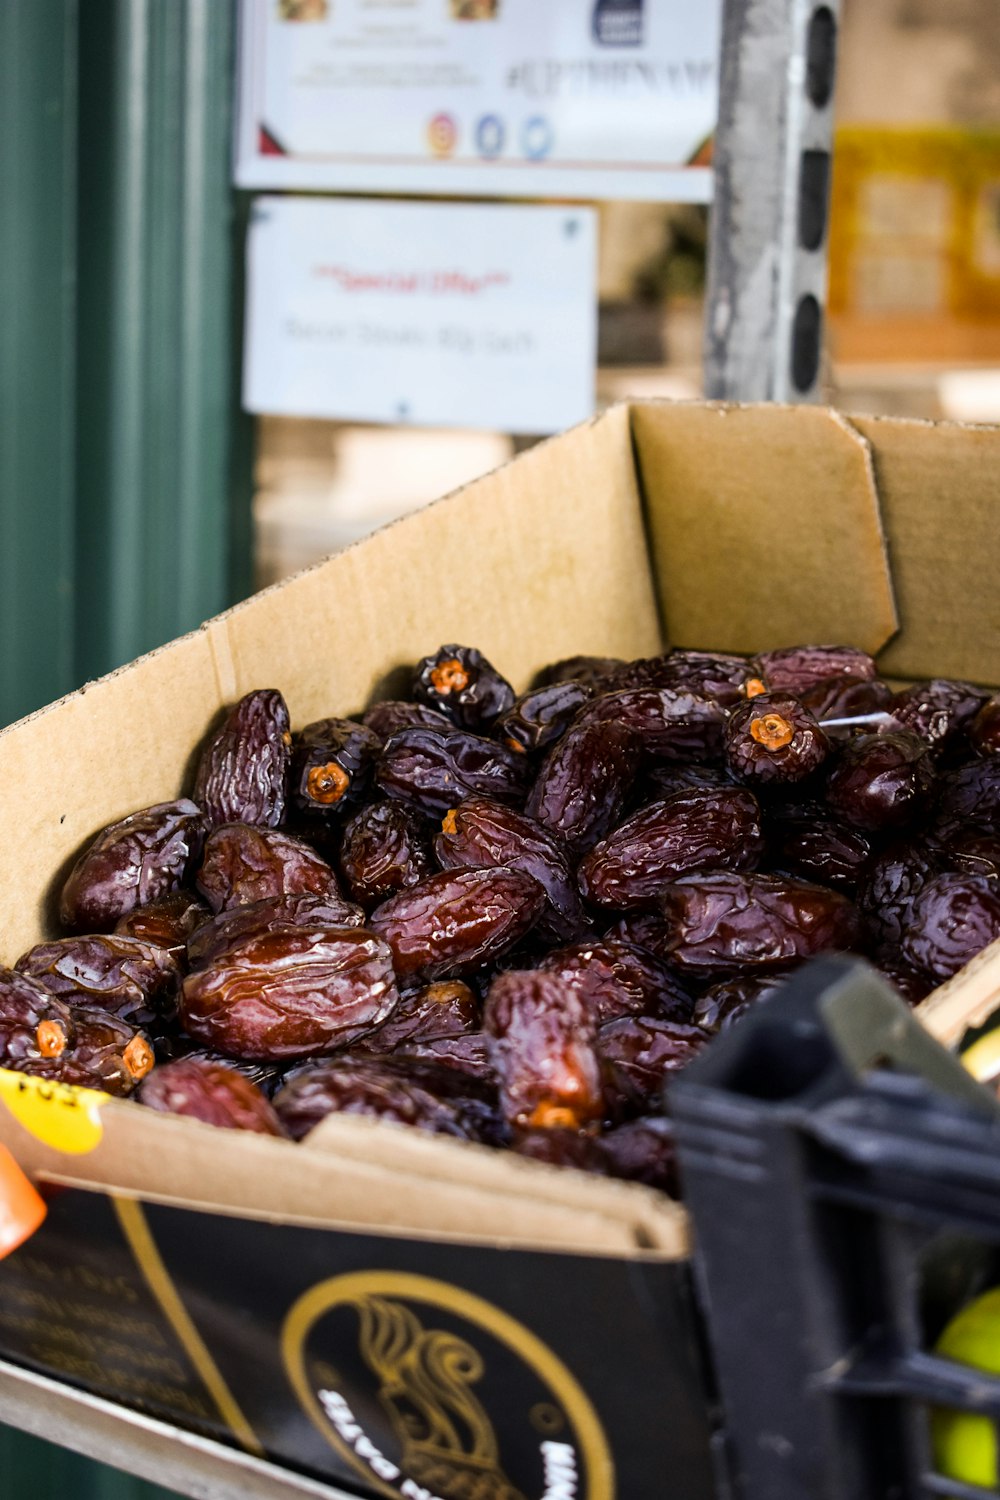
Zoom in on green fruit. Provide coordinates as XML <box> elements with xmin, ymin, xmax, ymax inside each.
<box><xmin>931</xmin><ymin>1287</ymin><xmax>1000</xmax><ymax>1487</ymax></box>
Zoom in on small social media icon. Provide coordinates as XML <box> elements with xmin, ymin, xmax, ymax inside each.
<box><xmin>476</xmin><ymin>114</ymin><xmax>505</xmax><ymax>159</ymax></box>
<box><xmin>427</xmin><ymin>113</ymin><xmax>458</xmax><ymax>157</ymax></box>
<box><xmin>522</xmin><ymin>115</ymin><xmax>553</xmax><ymax>161</ymax></box>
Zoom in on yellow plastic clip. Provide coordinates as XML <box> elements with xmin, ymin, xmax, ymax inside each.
<box><xmin>0</xmin><ymin>1067</ymin><xmax>110</xmax><ymax>1154</ymax></box>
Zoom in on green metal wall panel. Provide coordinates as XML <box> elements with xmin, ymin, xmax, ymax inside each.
<box><xmin>75</xmin><ymin>0</ymin><xmax>250</xmax><ymax>682</ymax></box>
<box><xmin>0</xmin><ymin>1425</ymin><xmax>182</xmax><ymax>1499</ymax></box>
<box><xmin>0</xmin><ymin>0</ymin><xmax>79</xmax><ymax>726</ymax></box>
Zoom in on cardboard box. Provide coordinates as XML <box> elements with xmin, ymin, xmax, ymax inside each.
<box><xmin>0</xmin><ymin>400</ymin><xmax>998</xmax><ymax>1500</ymax></box>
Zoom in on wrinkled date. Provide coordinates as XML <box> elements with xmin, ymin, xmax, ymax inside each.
<box><xmin>338</xmin><ymin>799</ymin><xmax>434</xmax><ymax>908</ymax></box>
<box><xmin>370</xmin><ymin>867</ymin><xmax>546</xmax><ymax>981</ymax></box>
<box><xmin>434</xmin><ymin>797</ymin><xmax>587</xmax><ymax>942</ymax></box>
<box><xmin>526</xmin><ymin>718</ymin><xmax>638</xmax><ymax>855</ymax></box>
<box><xmin>20</xmin><ymin>1009</ymin><xmax>154</xmax><ymax>1097</ymax></box>
<box><xmin>597</xmin><ymin>1016</ymin><xmax>707</xmax><ymax>1116</ymax></box>
<box><xmin>290</xmin><ymin>718</ymin><xmax>381</xmax><ymax>820</ymax></box>
<box><xmin>194</xmin><ymin>689</ymin><xmax>291</xmax><ymax>829</ymax></box>
<box><xmin>725</xmin><ymin>692</ymin><xmax>830</xmax><ymax>785</ymax></box>
<box><xmin>755</xmin><ymin>644</ymin><xmax>877</xmax><ymax>695</ymax></box>
<box><xmin>0</xmin><ymin>968</ymin><xmax>77</xmax><ymax>1070</ymax></box>
<box><xmin>888</xmin><ymin>679</ymin><xmax>988</xmax><ymax>753</ymax></box>
<box><xmin>377</xmin><ymin>726</ymin><xmax>531</xmax><ymax>817</ymax></box>
<box><xmin>484</xmin><ymin>970</ymin><xmax>603</xmax><ymax>1130</ymax></box>
<box><xmin>900</xmin><ymin>874</ymin><xmax>1000</xmax><ymax>981</ymax></box>
<box><xmin>826</xmin><ymin>732</ymin><xmax>935</xmax><ymax>832</ymax></box>
<box><xmin>659</xmin><ymin>871</ymin><xmax>861</xmax><ymax>975</ymax></box>
<box><xmin>186</xmin><ymin>892</ymin><xmax>366</xmax><ymax>970</ymax></box>
<box><xmin>413</xmin><ymin>645</ymin><xmax>515</xmax><ymax>732</ymax></box>
<box><xmin>60</xmin><ymin>800</ymin><xmax>206</xmax><ymax>934</ymax></box>
<box><xmin>495</xmin><ymin>680</ymin><xmax>594</xmax><ymax>755</ymax></box>
<box><xmin>538</xmin><ymin>940</ymin><xmax>694</xmax><ymax>1026</ymax></box>
<box><xmin>354</xmin><ymin>980</ymin><xmax>480</xmax><ymax>1055</ymax></box>
<box><xmin>196</xmin><ymin>824</ymin><xmax>342</xmax><ymax>913</ymax></box>
<box><xmin>580</xmin><ymin>687</ymin><xmax>727</xmax><ymax>765</ymax></box>
<box><xmin>767</xmin><ymin>803</ymin><xmax>873</xmax><ymax>892</ymax></box>
<box><xmin>362</xmin><ymin>699</ymin><xmax>456</xmax><ymax>742</ymax></box>
<box><xmin>180</xmin><ymin>927</ymin><xmax>399</xmax><ymax>1060</ymax></box>
<box><xmin>615</xmin><ymin>650</ymin><xmax>755</xmax><ymax>708</ymax></box>
<box><xmin>577</xmin><ymin>787</ymin><xmax>764</xmax><ymax>909</ymax></box>
<box><xmin>115</xmin><ymin>892</ymin><xmax>211</xmax><ymax>962</ymax></box>
<box><xmin>139</xmin><ymin>1056</ymin><xmax>284</xmax><ymax>1134</ymax></box>
<box><xmin>16</xmin><ymin>935</ymin><xmax>181</xmax><ymax>1031</ymax></box>
<box><xmin>272</xmin><ymin>1055</ymin><xmax>500</xmax><ymax>1144</ymax></box>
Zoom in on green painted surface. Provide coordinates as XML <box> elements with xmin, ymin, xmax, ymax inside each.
<box><xmin>75</xmin><ymin>0</ymin><xmax>251</xmax><ymax>683</ymax></box>
<box><xmin>0</xmin><ymin>0</ymin><xmax>252</xmax><ymax>1490</ymax></box>
<box><xmin>0</xmin><ymin>0</ymin><xmax>79</xmax><ymax>727</ymax></box>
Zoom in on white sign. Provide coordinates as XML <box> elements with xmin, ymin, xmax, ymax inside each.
<box><xmin>235</xmin><ymin>0</ymin><xmax>719</xmax><ymax>201</ymax></box>
<box><xmin>243</xmin><ymin>196</ymin><xmax>597</xmax><ymax>433</ymax></box>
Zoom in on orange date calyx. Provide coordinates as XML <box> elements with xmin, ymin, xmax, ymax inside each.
<box><xmin>750</xmin><ymin>713</ymin><xmax>795</xmax><ymax>751</ymax></box>
<box><xmin>35</xmin><ymin>1021</ymin><xmax>68</xmax><ymax>1059</ymax></box>
<box><xmin>430</xmin><ymin>658</ymin><xmax>470</xmax><ymax>695</ymax></box>
<box><xmin>306</xmin><ymin>762</ymin><xmax>351</xmax><ymax>805</ymax></box>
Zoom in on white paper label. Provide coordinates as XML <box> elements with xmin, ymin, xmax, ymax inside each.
<box><xmin>243</xmin><ymin>196</ymin><xmax>597</xmax><ymax>433</ymax></box>
<box><xmin>235</xmin><ymin>0</ymin><xmax>720</xmax><ymax>201</ymax></box>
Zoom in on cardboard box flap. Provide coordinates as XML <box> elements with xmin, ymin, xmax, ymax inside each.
<box><xmin>5</xmin><ymin>1098</ymin><xmax>687</xmax><ymax>1258</ymax></box>
<box><xmin>629</xmin><ymin>402</ymin><xmax>899</xmax><ymax>657</ymax></box>
<box><xmin>917</xmin><ymin>934</ymin><xmax>1000</xmax><ymax>1049</ymax></box>
<box><xmin>210</xmin><ymin>401</ymin><xmax>662</xmax><ymax>728</ymax></box>
<box><xmin>848</xmin><ymin>415</ymin><xmax>1000</xmax><ymax>685</ymax></box>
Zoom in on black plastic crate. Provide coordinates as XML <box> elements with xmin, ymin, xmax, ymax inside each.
<box><xmin>671</xmin><ymin>954</ymin><xmax>1000</xmax><ymax>1500</ymax></box>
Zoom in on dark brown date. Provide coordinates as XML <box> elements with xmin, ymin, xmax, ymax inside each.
<box><xmin>186</xmin><ymin>891</ymin><xmax>366</xmax><ymax>970</ymax></box>
<box><xmin>353</xmin><ymin>980</ymin><xmax>479</xmax><ymax>1055</ymax></box>
<box><xmin>369</xmin><ymin>867</ymin><xmax>546</xmax><ymax>981</ymax></box>
<box><xmin>361</xmin><ymin>700</ymin><xmax>455</xmax><ymax>742</ymax></box>
<box><xmin>196</xmin><ymin>824</ymin><xmax>341</xmax><ymax>913</ymax></box>
<box><xmin>538</xmin><ymin>939</ymin><xmax>694</xmax><ymax>1025</ymax></box>
<box><xmin>725</xmin><ymin>692</ymin><xmax>830</xmax><ymax>785</ymax></box>
<box><xmin>614</xmin><ymin>650</ymin><xmax>756</xmax><ymax>708</ymax></box>
<box><xmin>597</xmin><ymin>1116</ymin><xmax>679</xmax><ymax>1194</ymax></box>
<box><xmin>577</xmin><ymin>788</ymin><xmax>764</xmax><ymax>910</ymax></box>
<box><xmin>872</xmin><ymin>957</ymin><xmax>934</xmax><ymax>1007</ymax></box>
<box><xmin>531</xmin><ymin>655</ymin><xmax>625</xmax><ymax>692</ymax></box>
<box><xmin>114</xmin><ymin>891</ymin><xmax>211</xmax><ymax>963</ymax></box>
<box><xmin>20</xmin><ymin>1009</ymin><xmax>154</xmax><ymax>1097</ymax></box>
<box><xmin>484</xmin><ymin>969</ymin><xmax>603</xmax><ymax>1129</ymax></box>
<box><xmin>767</xmin><ymin>803</ymin><xmax>873</xmax><ymax>892</ymax></box>
<box><xmin>525</xmin><ymin>719</ymin><xmax>638</xmax><ymax>855</ymax></box>
<box><xmin>394</xmin><ymin>1032</ymin><xmax>496</xmax><ymax>1086</ymax></box>
<box><xmin>290</xmin><ymin>717</ymin><xmax>381</xmax><ymax>819</ymax></box>
<box><xmin>597</xmin><ymin>1016</ymin><xmax>706</xmax><ymax>1115</ymax></box>
<box><xmin>272</xmin><ymin>1056</ymin><xmax>499</xmax><ymax>1144</ymax></box>
<box><xmin>692</xmin><ymin>974</ymin><xmax>788</xmax><ymax>1033</ymax></box>
<box><xmin>180</xmin><ymin>926</ymin><xmax>399</xmax><ymax>1060</ymax></box>
<box><xmin>512</xmin><ymin>1128</ymin><xmax>607</xmax><ymax>1174</ymax></box>
<box><xmin>857</xmin><ymin>842</ymin><xmax>941</xmax><ymax>958</ymax></box>
<box><xmin>641</xmin><ymin>764</ymin><xmax>735</xmax><ymax>801</ymax></box>
<box><xmin>377</xmin><ymin>726</ymin><xmax>530</xmax><ymax>817</ymax></box>
<box><xmin>435</xmin><ymin>797</ymin><xmax>587</xmax><ymax>942</ymax></box>
<box><xmin>602</xmin><ymin>912</ymin><xmax>675</xmax><ymax>961</ymax></box>
<box><xmin>900</xmin><ymin>874</ymin><xmax>1000</xmax><ymax>981</ymax></box>
<box><xmin>935</xmin><ymin>758</ymin><xmax>1000</xmax><ymax>827</ymax></box>
<box><xmin>338</xmin><ymin>799</ymin><xmax>434</xmax><ymax>909</ymax></box>
<box><xmin>139</xmin><ymin>1056</ymin><xmax>284</xmax><ymax>1134</ymax></box>
<box><xmin>60</xmin><ymin>800</ymin><xmax>206</xmax><ymax>933</ymax></box>
<box><xmin>755</xmin><ymin>644</ymin><xmax>877</xmax><ymax>695</ymax></box>
<box><xmin>970</xmin><ymin>698</ymin><xmax>1000</xmax><ymax>757</ymax></box>
<box><xmin>826</xmin><ymin>731</ymin><xmax>935</xmax><ymax>832</ymax></box>
<box><xmin>413</xmin><ymin>645</ymin><xmax>515</xmax><ymax>732</ymax></box>
<box><xmin>579</xmin><ymin>687</ymin><xmax>726</xmax><ymax>764</ymax></box>
<box><xmin>193</xmin><ymin>689</ymin><xmax>291</xmax><ymax>828</ymax></box>
<box><xmin>658</xmin><ymin>871</ymin><xmax>861</xmax><ymax>975</ymax></box>
<box><xmin>888</xmin><ymin>679</ymin><xmax>988</xmax><ymax>752</ymax></box>
<box><xmin>0</xmin><ymin>968</ymin><xmax>76</xmax><ymax>1070</ymax></box>
<box><xmin>494</xmin><ymin>680</ymin><xmax>594</xmax><ymax>755</ymax></box>
<box><xmin>800</xmin><ymin>675</ymin><xmax>895</xmax><ymax>722</ymax></box>
<box><xmin>16</xmin><ymin>935</ymin><xmax>181</xmax><ymax>1030</ymax></box>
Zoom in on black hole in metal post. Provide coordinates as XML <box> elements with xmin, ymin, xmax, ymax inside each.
<box><xmin>791</xmin><ymin>295</ymin><xmax>822</xmax><ymax>392</ymax></box>
<box><xmin>799</xmin><ymin>149</ymin><xmax>831</xmax><ymax>250</ymax></box>
<box><xmin>806</xmin><ymin>6</ymin><xmax>837</xmax><ymax>107</ymax></box>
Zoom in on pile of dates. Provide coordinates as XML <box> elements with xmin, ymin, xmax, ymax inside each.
<box><xmin>3</xmin><ymin>641</ymin><xmax>1000</xmax><ymax>1198</ymax></box>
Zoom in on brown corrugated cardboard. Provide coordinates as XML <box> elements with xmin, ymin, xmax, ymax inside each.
<box><xmin>0</xmin><ymin>400</ymin><xmax>998</xmax><ymax>1500</ymax></box>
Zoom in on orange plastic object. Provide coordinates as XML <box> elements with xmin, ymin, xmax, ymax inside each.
<box><xmin>0</xmin><ymin>1142</ymin><xmax>46</xmax><ymax>1259</ymax></box>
